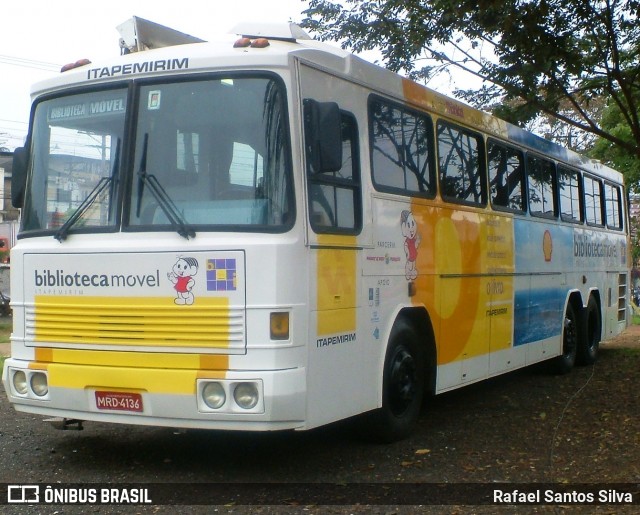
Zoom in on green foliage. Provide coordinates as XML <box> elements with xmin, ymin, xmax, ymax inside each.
<box><xmin>590</xmin><ymin>99</ymin><xmax>640</xmax><ymax>190</ymax></box>
<box><xmin>0</xmin><ymin>321</ymin><xmax>8</xmax><ymax>379</ymax></box>
<box><xmin>302</xmin><ymin>0</ymin><xmax>640</xmax><ymax>179</ymax></box>
<box><xmin>0</xmin><ymin>322</ymin><xmax>9</xmax><ymax>344</ymax></box>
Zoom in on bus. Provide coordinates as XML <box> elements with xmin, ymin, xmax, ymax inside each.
<box><xmin>3</xmin><ymin>17</ymin><xmax>629</xmax><ymax>442</ymax></box>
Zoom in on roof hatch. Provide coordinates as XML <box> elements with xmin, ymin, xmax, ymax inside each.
<box><xmin>231</xmin><ymin>22</ymin><xmax>312</xmax><ymax>42</ymax></box>
<box><xmin>117</xmin><ymin>16</ymin><xmax>205</xmax><ymax>54</ymax></box>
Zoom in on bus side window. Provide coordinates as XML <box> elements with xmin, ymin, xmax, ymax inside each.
<box><xmin>604</xmin><ymin>182</ymin><xmax>623</xmax><ymax>230</ymax></box>
<box><xmin>306</xmin><ymin>111</ymin><xmax>361</xmax><ymax>234</ymax></box>
<box><xmin>558</xmin><ymin>166</ymin><xmax>583</xmax><ymax>223</ymax></box>
<box><xmin>487</xmin><ymin>140</ymin><xmax>525</xmax><ymax>212</ymax></box>
<box><xmin>437</xmin><ymin>121</ymin><xmax>486</xmax><ymax>206</ymax></box>
<box><xmin>526</xmin><ymin>155</ymin><xmax>557</xmax><ymax>219</ymax></box>
<box><xmin>584</xmin><ymin>175</ymin><xmax>604</xmax><ymax>226</ymax></box>
<box><xmin>369</xmin><ymin>97</ymin><xmax>435</xmax><ymax>198</ymax></box>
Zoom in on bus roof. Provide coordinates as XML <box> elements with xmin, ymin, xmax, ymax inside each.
<box><xmin>32</xmin><ymin>20</ymin><xmax>623</xmax><ymax>185</ymax></box>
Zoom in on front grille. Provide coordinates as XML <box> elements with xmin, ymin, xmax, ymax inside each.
<box><xmin>26</xmin><ymin>295</ymin><xmax>245</xmax><ymax>352</ymax></box>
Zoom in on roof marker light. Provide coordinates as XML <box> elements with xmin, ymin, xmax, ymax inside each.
<box><xmin>60</xmin><ymin>59</ymin><xmax>92</xmax><ymax>73</ymax></box>
<box><xmin>250</xmin><ymin>38</ymin><xmax>270</xmax><ymax>48</ymax></box>
<box><xmin>233</xmin><ymin>37</ymin><xmax>270</xmax><ymax>49</ymax></box>
<box><xmin>233</xmin><ymin>37</ymin><xmax>251</xmax><ymax>48</ymax></box>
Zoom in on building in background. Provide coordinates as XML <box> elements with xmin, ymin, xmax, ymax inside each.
<box><xmin>0</xmin><ymin>152</ymin><xmax>20</xmax><ymax>250</ymax></box>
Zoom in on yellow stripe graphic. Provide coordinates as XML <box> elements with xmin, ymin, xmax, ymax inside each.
<box><xmin>316</xmin><ymin>236</ymin><xmax>357</xmax><ymax>335</ymax></box>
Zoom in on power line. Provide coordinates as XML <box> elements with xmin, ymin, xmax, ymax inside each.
<box><xmin>0</xmin><ymin>54</ymin><xmax>61</xmax><ymax>71</ymax></box>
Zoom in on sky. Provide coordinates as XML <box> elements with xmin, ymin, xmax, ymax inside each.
<box><xmin>0</xmin><ymin>0</ymin><xmax>316</xmax><ymax>151</ymax></box>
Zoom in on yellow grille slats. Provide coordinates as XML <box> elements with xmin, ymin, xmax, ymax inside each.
<box><xmin>27</xmin><ymin>316</ymin><xmax>243</xmax><ymax>329</ymax></box>
<box><xmin>28</xmin><ymin>309</ymin><xmax>237</xmax><ymax>318</ymax></box>
<box><xmin>28</xmin><ymin>295</ymin><xmax>245</xmax><ymax>350</ymax></box>
<box><xmin>27</xmin><ymin>326</ymin><xmax>243</xmax><ymax>339</ymax></box>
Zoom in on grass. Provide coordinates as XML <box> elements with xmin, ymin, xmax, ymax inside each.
<box><xmin>0</xmin><ymin>320</ymin><xmax>10</xmax><ymax>343</ymax></box>
<box><xmin>0</xmin><ymin>319</ymin><xmax>10</xmax><ymax>379</ymax></box>
<box><xmin>617</xmin><ymin>347</ymin><xmax>640</xmax><ymax>356</ymax></box>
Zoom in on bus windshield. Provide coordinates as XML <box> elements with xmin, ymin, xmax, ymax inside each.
<box><xmin>129</xmin><ymin>76</ymin><xmax>293</xmax><ymax>232</ymax></box>
<box><xmin>21</xmin><ymin>76</ymin><xmax>293</xmax><ymax>236</ymax></box>
<box><xmin>22</xmin><ymin>88</ymin><xmax>127</xmax><ymax>234</ymax></box>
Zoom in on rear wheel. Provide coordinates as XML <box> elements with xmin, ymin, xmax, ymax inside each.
<box><xmin>577</xmin><ymin>297</ymin><xmax>600</xmax><ymax>365</ymax></box>
<box><xmin>365</xmin><ymin>320</ymin><xmax>424</xmax><ymax>443</ymax></box>
<box><xmin>551</xmin><ymin>302</ymin><xmax>578</xmax><ymax>375</ymax></box>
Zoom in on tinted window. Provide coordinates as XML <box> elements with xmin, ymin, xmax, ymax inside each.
<box><xmin>527</xmin><ymin>155</ymin><xmax>556</xmax><ymax>218</ymax></box>
<box><xmin>437</xmin><ymin>121</ymin><xmax>486</xmax><ymax>205</ymax></box>
<box><xmin>584</xmin><ymin>175</ymin><xmax>604</xmax><ymax>225</ymax></box>
<box><xmin>558</xmin><ymin>166</ymin><xmax>582</xmax><ymax>223</ymax></box>
<box><xmin>307</xmin><ymin>113</ymin><xmax>361</xmax><ymax>234</ymax></box>
<box><xmin>487</xmin><ymin>140</ymin><xmax>525</xmax><ymax>211</ymax></box>
<box><xmin>604</xmin><ymin>182</ymin><xmax>622</xmax><ymax>230</ymax></box>
<box><xmin>370</xmin><ymin>98</ymin><xmax>435</xmax><ymax>196</ymax></box>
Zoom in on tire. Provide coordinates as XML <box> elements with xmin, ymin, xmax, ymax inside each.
<box><xmin>577</xmin><ymin>296</ymin><xmax>600</xmax><ymax>365</ymax></box>
<box><xmin>551</xmin><ymin>302</ymin><xmax>578</xmax><ymax>375</ymax></box>
<box><xmin>365</xmin><ymin>320</ymin><xmax>424</xmax><ymax>443</ymax></box>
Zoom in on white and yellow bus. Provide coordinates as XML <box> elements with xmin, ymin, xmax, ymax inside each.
<box><xmin>3</xmin><ymin>18</ymin><xmax>629</xmax><ymax>441</ymax></box>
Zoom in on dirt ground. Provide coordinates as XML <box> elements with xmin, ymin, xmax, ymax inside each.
<box><xmin>0</xmin><ymin>324</ymin><xmax>638</xmax><ymax>513</ymax></box>
<box><xmin>600</xmin><ymin>321</ymin><xmax>640</xmax><ymax>347</ymax></box>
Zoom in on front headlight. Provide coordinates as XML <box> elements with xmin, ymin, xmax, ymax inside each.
<box><xmin>12</xmin><ymin>370</ymin><xmax>28</xmax><ymax>395</ymax></box>
<box><xmin>30</xmin><ymin>372</ymin><xmax>49</xmax><ymax>397</ymax></box>
<box><xmin>234</xmin><ymin>382</ymin><xmax>259</xmax><ymax>410</ymax></box>
<box><xmin>202</xmin><ymin>382</ymin><xmax>226</xmax><ymax>409</ymax></box>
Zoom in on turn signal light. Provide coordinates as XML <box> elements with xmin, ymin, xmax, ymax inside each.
<box><xmin>270</xmin><ymin>312</ymin><xmax>289</xmax><ymax>340</ymax></box>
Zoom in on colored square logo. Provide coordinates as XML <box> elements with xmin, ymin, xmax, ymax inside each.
<box><xmin>206</xmin><ymin>258</ymin><xmax>237</xmax><ymax>291</ymax></box>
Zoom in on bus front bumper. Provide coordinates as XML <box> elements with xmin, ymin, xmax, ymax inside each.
<box><xmin>2</xmin><ymin>358</ymin><xmax>307</xmax><ymax>431</ymax></box>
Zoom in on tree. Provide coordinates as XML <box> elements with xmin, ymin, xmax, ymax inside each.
<box><xmin>523</xmin><ymin>97</ymin><xmax>606</xmax><ymax>154</ymax></box>
<box><xmin>301</xmin><ymin>0</ymin><xmax>640</xmax><ymax>171</ymax></box>
<box><xmin>590</xmin><ymin>98</ymin><xmax>640</xmax><ymax>187</ymax></box>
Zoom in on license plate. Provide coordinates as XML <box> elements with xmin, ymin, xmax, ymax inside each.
<box><xmin>95</xmin><ymin>391</ymin><xmax>143</xmax><ymax>413</ymax></box>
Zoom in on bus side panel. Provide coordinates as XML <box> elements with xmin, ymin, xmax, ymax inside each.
<box><xmin>514</xmin><ymin>219</ymin><xmax>567</xmax><ymax>362</ymax></box>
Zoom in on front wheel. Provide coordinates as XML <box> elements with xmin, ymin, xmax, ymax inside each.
<box><xmin>365</xmin><ymin>321</ymin><xmax>424</xmax><ymax>443</ymax></box>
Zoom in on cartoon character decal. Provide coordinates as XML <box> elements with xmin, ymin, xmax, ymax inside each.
<box><xmin>400</xmin><ymin>210</ymin><xmax>421</xmax><ymax>280</ymax></box>
<box><xmin>167</xmin><ymin>257</ymin><xmax>199</xmax><ymax>305</ymax></box>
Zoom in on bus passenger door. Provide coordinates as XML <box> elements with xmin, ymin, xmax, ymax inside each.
<box><xmin>297</xmin><ymin>61</ymin><xmax>375</xmax><ymax>428</ymax></box>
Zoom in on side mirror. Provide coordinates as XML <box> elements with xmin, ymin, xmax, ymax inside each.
<box><xmin>303</xmin><ymin>99</ymin><xmax>342</xmax><ymax>174</ymax></box>
<box><xmin>12</xmin><ymin>146</ymin><xmax>28</xmax><ymax>208</ymax></box>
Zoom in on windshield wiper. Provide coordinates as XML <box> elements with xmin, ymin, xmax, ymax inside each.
<box><xmin>136</xmin><ymin>133</ymin><xmax>196</xmax><ymax>239</ymax></box>
<box><xmin>54</xmin><ymin>176</ymin><xmax>112</xmax><ymax>242</ymax></box>
<box><xmin>54</xmin><ymin>138</ymin><xmax>121</xmax><ymax>242</ymax></box>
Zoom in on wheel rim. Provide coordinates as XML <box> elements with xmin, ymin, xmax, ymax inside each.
<box><xmin>388</xmin><ymin>346</ymin><xmax>417</xmax><ymax>416</ymax></box>
<box><xmin>563</xmin><ymin>311</ymin><xmax>578</xmax><ymax>358</ymax></box>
